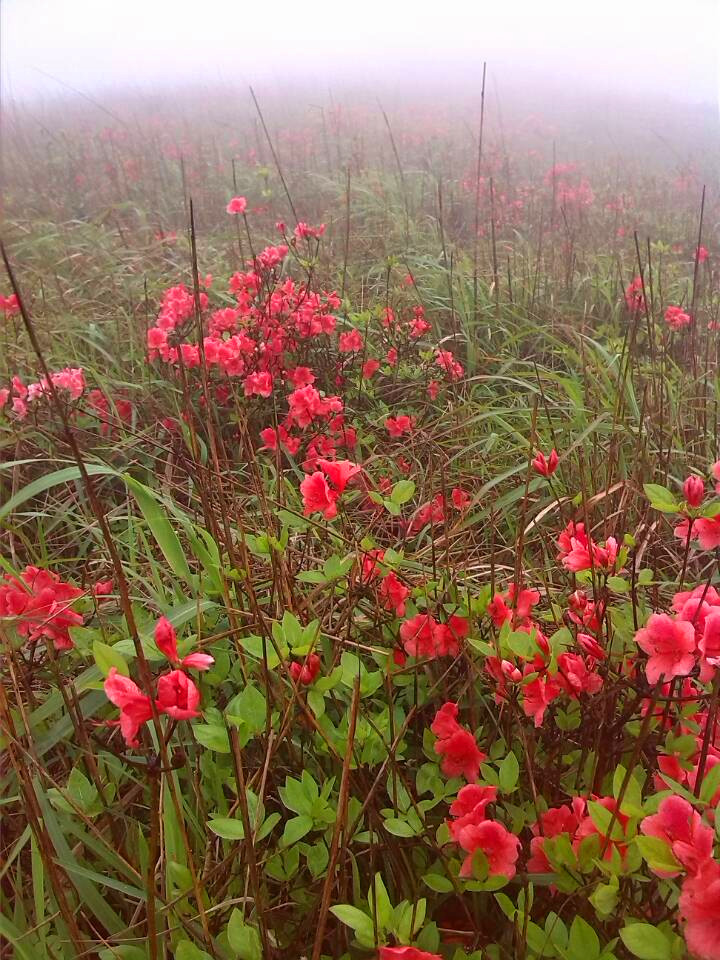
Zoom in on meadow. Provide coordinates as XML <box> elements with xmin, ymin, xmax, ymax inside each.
<box><xmin>1</xmin><ymin>84</ymin><xmax>720</xmax><ymax>960</ymax></box>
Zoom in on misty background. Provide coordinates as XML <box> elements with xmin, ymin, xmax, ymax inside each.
<box><xmin>2</xmin><ymin>0</ymin><xmax>718</xmax><ymax>107</ymax></box>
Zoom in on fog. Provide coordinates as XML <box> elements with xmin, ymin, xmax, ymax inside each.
<box><xmin>2</xmin><ymin>0</ymin><xmax>718</xmax><ymax>107</ymax></box>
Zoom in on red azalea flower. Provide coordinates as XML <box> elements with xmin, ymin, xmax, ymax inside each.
<box><xmin>156</xmin><ymin>669</ymin><xmax>201</xmax><ymax>720</ymax></box>
<box><xmin>385</xmin><ymin>414</ymin><xmax>414</xmax><ymax>438</ymax></box>
<box><xmin>379</xmin><ymin>571</ymin><xmax>411</xmax><ymax>617</ymax></box>
<box><xmin>641</xmin><ymin>795</ymin><xmax>714</xmax><ymax>878</ymax></box>
<box><xmin>431</xmin><ymin>702</ymin><xmax>485</xmax><ymax>781</ymax></box>
<box><xmin>532</xmin><ymin>448</ymin><xmax>559</xmax><ymax>477</ymax></box>
<box><xmin>226</xmin><ymin>196</ymin><xmax>247</xmax><ymax>215</ymax></box>
<box><xmin>300</xmin><ymin>471</ymin><xmax>338</xmax><ymax>519</ymax></box>
<box><xmin>680</xmin><ymin>860</ymin><xmax>720</xmax><ymax>960</ymax></box>
<box><xmin>104</xmin><ymin>667</ymin><xmax>154</xmax><ymax>748</ymax></box>
<box><xmin>0</xmin><ymin>565</ymin><xmax>83</xmax><ymax>650</ymax></box>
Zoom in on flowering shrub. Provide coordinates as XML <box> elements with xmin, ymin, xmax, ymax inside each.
<box><xmin>3</xmin><ymin>106</ymin><xmax>720</xmax><ymax>960</ymax></box>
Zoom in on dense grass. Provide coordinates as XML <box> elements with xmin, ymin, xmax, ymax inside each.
<box><xmin>1</xmin><ymin>86</ymin><xmax>720</xmax><ymax>960</ymax></box>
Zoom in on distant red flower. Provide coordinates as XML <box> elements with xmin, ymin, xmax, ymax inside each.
<box><xmin>0</xmin><ymin>565</ymin><xmax>83</xmax><ymax>650</ymax></box>
<box><xmin>696</xmin><ymin>245</ymin><xmax>709</xmax><ymax>263</ymax></box>
<box><xmin>362</xmin><ymin>358</ymin><xmax>380</xmax><ymax>379</ymax></box>
<box><xmin>435</xmin><ymin>349</ymin><xmax>464</xmax><ymax>380</ymax></box>
<box><xmin>339</xmin><ymin>329</ymin><xmax>363</xmax><ymax>353</ymax></box>
<box><xmin>386</xmin><ymin>414</ymin><xmax>414</xmax><ymax>438</ymax></box>
<box><xmin>625</xmin><ymin>276</ymin><xmax>646</xmax><ymax>313</ymax></box>
<box><xmin>226</xmin><ymin>196</ymin><xmax>247</xmax><ymax>215</ymax></box>
<box><xmin>0</xmin><ymin>293</ymin><xmax>19</xmax><ymax>315</ymax></box>
<box><xmin>294</xmin><ymin>222</ymin><xmax>326</xmax><ymax>240</ymax></box>
<box><xmin>451</xmin><ymin>487</ymin><xmax>471</xmax><ymax>510</ymax></box>
<box><xmin>666</xmin><ymin>305</ymin><xmax>692</xmax><ymax>330</ymax></box>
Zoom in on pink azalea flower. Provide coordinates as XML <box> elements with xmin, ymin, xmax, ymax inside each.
<box><xmin>635</xmin><ymin>613</ymin><xmax>696</xmax><ymax>684</ymax></box>
<box><xmin>641</xmin><ymin>795</ymin><xmax>714</xmax><ymax>878</ymax></box>
<box><xmin>679</xmin><ymin>860</ymin><xmax>720</xmax><ymax>960</ymax></box>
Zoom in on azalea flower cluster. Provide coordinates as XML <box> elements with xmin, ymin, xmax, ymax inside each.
<box><xmin>430</xmin><ymin>704</ymin><xmax>521</xmax><ymax>880</ymax></box>
<box><xmin>0</xmin><ymin>565</ymin><xmax>84</xmax><ymax>650</ymax></box>
<box><xmin>635</xmin><ymin>585</ymin><xmax>720</xmax><ymax>685</ymax></box>
<box><xmin>88</xmin><ymin>388</ymin><xmax>133</xmax><ymax>436</ymax></box>
<box><xmin>557</xmin><ymin>520</ymin><xmax>620</xmax><ymax>573</ymax></box>
<box><xmin>486</xmin><ymin>581</ymin><xmax>605</xmax><ymax>726</ymax></box>
<box><xmin>0</xmin><ymin>368</ymin><xmax>85</xmax><ymax>419</ymax></box>
<box><xmin>527</xmin><ymin>790</ymin><xmax>720</xmax><ymax>960</ymax></box>
<box><xmin>103</xmin><ymin>616</ymin><xmax>213</xmax><ymax>748</ymax></box>
<box><xmin>527</xmin><ymin>795</ymin><xmax>628</xmax><ymax>872</ymax></box>
<box><xmin>0</xmin><ymin>292</ymin><xmax>19</xmax><ymax>314</ymax></box>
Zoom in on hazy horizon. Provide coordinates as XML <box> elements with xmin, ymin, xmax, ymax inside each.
<box><xmin>2</xmin><ymin>0</ymin><xmax>719</xmax><ymax>109</ymax></box>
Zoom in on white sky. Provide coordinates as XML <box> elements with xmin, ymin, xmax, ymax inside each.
<box><xmin>1</xmin><ymin>0</ymin><xmax>719</xmax><ymax>104</ymax></box>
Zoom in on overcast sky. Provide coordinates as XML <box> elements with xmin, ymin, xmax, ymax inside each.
<box><xmin>1</xmin><ymin>0</ymin><xmax>718</xmax><ymax>105</ymax></box>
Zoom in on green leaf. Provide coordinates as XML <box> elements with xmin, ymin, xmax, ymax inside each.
<box><xmin>125</xmin><ymin>476</ymin><xmax>193</xmax><ymax>586</ymax></box>
<box><xmin>193</xmin><ymin>724</ymin><xmax>230</xmax><ymax>753</ymax></box>
<box><xmin>423</xmin><ymin>873</ymin><xmax>454</xmax><ymax>892</ymax></box>
<box><xmin>99</xmin><ymin>948</ymin><xmax>148</xmax><ymax>960</ymax></box>
<box><xmin>175</xmin><ymin>942</ymin><xmax>214</xmax><ymax>960</ymax></box>
<box><xmin>699</xmin><ymin>761</ymin><xmax>720</xmax><ymax>803</ymax></box>
<box><xmin>568</xmin><ymin>915</ymin><xmax>600</xmax><ymax>960</ymax></box>
<box><xmin>330</xmin><ymin>904</ymin><xmax>373</xmax><ymax>935</ymax></box>
<box><xmin>93</xmin><ymin>640</ymin><xmax>129</xmax><ymax>678</ymax></box>
<box><xmin>499</xmin><ymin>752</ymin><xmax>519</xmax><ymax>793</ymax></box>
<box><xmin>634</xmin><ymin>836</ymin><xmax>680</xmax><ymax>874</ymax></box>
<box><xmin>207</xmin><ymin>817</ymin><xmax>245</xmax><ymax>840</ymax></box>
<box><xmin>383</xmin><ymin>817</ymin><xmax>417</xmax><ymax>837</ymax></box>
<box><xmin>606</xmin><ymin>576</ymin><xmax>629</xmax><ymax>593</ymax></box>
<box><xmin>643</xmin><ymin>483</ymin><xmax>680</xmax><ymax>515</ymax></box>
<box><xmin>281</xmin><ymin>815</ymin><xmax>313</xmax><ymax>846</ymax></box>
<box><xmin>227</xmin><ymin>909</ymin><xmax>262</xmax><ymax>960</ymax></box>
<box><xmin>620</xmin><ymin>923</ymin><xmax>672</xmax><ymax>960</ymax></box>
<box><xmin>589</xmin><ymin>880</ymin><xmax>619</xmax><ymax>918</ymax></box>
<box><xmin>229</xmin><ymin>684</ymin><xmax>266</xmax><ymax>734</ymax></box>
<box><xmin>391</xmin><ymin>479</ymin><xmax>416</xmax><ymax>505</ymax></box>
<box><xmin>369</xmin><ymin>873</ymin><xmax>393</xmax><ymax>930</ymax></box>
